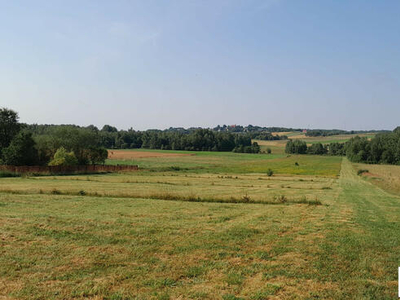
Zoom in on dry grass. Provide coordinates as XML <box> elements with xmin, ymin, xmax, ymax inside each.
<box><xmin>1</xmin><ymin>155</ymin><xmax>399</xmax><ymax>299</ymax></box>
<box><xmin>354</xmin><ymin>162</ymin><xmax>400</xmax><ymax>195</ymax></box>
<box><xmin>0</xmin><ymin>172</ymin><xmax>337</xmax><ymax>205</ymax></box>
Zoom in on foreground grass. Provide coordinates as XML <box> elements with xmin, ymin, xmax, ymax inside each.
<box><xmin>1</xmin><ymin>156</ymin><xmax>399</xmax><ymax>298</ymax></box>
<box><xmin>0</xmin><ymin>194</ymin><xmax>333</xmax><ymax>299</ymax></box>
<box><xmin>315</xmin><ymin>159</ymin><xmax>400</xmax><ymax>298</ymax></box>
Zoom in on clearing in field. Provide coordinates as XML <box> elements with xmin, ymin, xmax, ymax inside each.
<box><xmin>0</xmin><ymin>150</ymin><xmax>399</xmax><ymax>299</ymax></box>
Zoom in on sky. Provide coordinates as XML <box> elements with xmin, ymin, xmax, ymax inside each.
<box><xmin>1</xmin><ymin>0</ymin><xmax>399</xmax><ymax>131</ymax></box>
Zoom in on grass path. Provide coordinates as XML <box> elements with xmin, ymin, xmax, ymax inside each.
<box><xmin>316</xmin><ymin>158</ymin><xmax>400</xmax><ymax>299</ymax></box>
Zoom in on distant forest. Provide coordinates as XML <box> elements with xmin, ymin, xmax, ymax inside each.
<box><xmin>1</xmin><ymin>108</ymin><xmax>398</xmax><ymax>166</ymax></box>
<box><xmin>0</xmin><ymin>108</ymin><xmax>290</xmax><ymax>166</ymax></box>
<box><xmin>305</xmin><ymin>129</ymin><xmax>388</xmax><ymax>137</ymax></box>
<box><xmin>285</xmin><ymin>128</ymin><xmax>400</xmax><ymax>165</ymax></box>
<box><xmin>27</xmin><ymin>123</ymin><xmax>287</xmax><ymax>152</ymax></box>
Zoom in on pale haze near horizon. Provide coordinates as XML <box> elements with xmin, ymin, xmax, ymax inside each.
<box><xmin>1</xmin><ymin>0</ymin><xmax>399</xmax><ymax>131</ymax></box>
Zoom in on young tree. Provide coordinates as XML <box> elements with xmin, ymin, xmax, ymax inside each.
<box><xmin>48</xmin><ymin>147</ymin><xmax>78</xmax><ymax>166</ymax></box>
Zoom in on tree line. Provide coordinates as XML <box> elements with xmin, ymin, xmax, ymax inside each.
<box><xmin>285</xmin><ymin>128</ymin><xmax>400</xmax><ymax>165</ymax></box>
<box><xmin>0</xmin><ymin>108</ymin><xmax>108</xmax><ymax>166</ymax></box>
<box><xmin>305</xmin><ymin>129</ymin><xmax>388</xmax><ymax>137</ymax></box>
<box><xmin>1</xmin><ymin>108</ymin><xmax>268</xmax><ymax>166</ymax></box>
<box><xmin>30</xmin><ymin>125</ymin><xmax>262</xmax><ymax>153</ymax></box>
<box><xmin>285</xmin><ymin>140</ymin><xmax>346</xmax><ymax>156</ymax></box>
<box><xmin>345</xmin><ymin>129</ymin><xmax>400</xmax><ymax>164</ymax></box>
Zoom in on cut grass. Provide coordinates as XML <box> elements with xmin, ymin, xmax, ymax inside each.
<box><xmin>0</xmin><ymin>154</ymin><xmax>399</xmax><ymax>298</ymax></box>
<box><xmin>0</xmin><ymin>187</ymin><xmax>322</xmax><ymax>205</ymax></box>
<box><xmin>0</xmin><ymin>170</ymin><xmax>338</xmax><ymax>206</ymax></box>
<box><xmin>0</xmin><ymin>193</ymin><xmax>332</xmax><ymax>299</ymax></box>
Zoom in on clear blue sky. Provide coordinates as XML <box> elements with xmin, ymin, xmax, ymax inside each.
<box><xmin>1</xmin><ymin>0</ymin><xmax>399</xmax><ymax>130</ymax></box>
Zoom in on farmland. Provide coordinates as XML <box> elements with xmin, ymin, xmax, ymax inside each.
<box><xmin>1</xmin><ymin>149</ymin><xmax>399</xmax><ymax>299</ymax></box>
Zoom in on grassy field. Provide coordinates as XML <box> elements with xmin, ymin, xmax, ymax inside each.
<box><xmin>354</xmin><ymin>162</ymin><xmax>400</xmax><ymax>196</ymax></box>
<box><xmin>1</xmin><ymin>150</ymin><xmax>399</xmax><ymax>299</ymax></box>
<box><xmin>105</xmin><ymin>149</ymin><xmax>341</xmax><ymax>177</ymax></box>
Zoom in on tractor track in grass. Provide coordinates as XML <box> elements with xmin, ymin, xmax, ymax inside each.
<box><xmin>316</xmin><ymin>158</ymin><xmax>400</xmax><ymax>299</ymax></box>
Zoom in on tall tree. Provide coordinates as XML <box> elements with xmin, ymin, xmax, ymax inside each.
<box><xmin>2</xmin><ymin>131</ymin><xmax>38</xmax><ymax>166</ymax></box>
<box><xmin>0</xmin><ymin>108</ymin><xmax>21</xmax><ymax>150</ymax></box>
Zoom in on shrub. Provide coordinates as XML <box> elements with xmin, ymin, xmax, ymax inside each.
<box><xmin>357</xmin><ymin>169</ymin><xmax>369</xmax><ymax>175</ymax></box>
<box><xmin>267</xmin><ymin>148</ymin><xmax>272</xmax><ymax>154</ymax></box>
<box><xmin>266</xmin><ymin>169</ymin><xmax>274</xmax><ymax>177</ymax></box>
<box><xmin>48</xmin><ymin>147</ymin><xmax>78</xmax><ymax>166</ymax></box>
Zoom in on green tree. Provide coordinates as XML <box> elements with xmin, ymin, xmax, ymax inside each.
<box><xmin>285</xmin><ymin>140</ymin><xmax>307</xmax><ymax>154</ymax></box>
<box><xmin>2</xmin><ymin>131</ymin><xmax>38</xmax><ymax>166</ymax></box>
<box><xmin>0</xmin><ymin>108</ymin><xmax>21</xmax><ymax>150</ymax></box>
<box><xmin>51</xmin><ymin>126</ymin><xmax>100</xmax><ymax>164</ymax></box>
<box><xmin>307</xmin><ymin>143</ymin><xmax>327</xmax><ymax>155</ymax></box>
<box><xmin>48</xmin><ymin>147</ymin><xmax>78</xmax><ymax>166</ymax></box>
<box><xmin>87</xmin><ymin>147</ymin><xmax>108</xmax><ymax>165</ymax></box>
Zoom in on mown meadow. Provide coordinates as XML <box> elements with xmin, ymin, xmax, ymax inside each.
<box><xmin>1</xmin><ymin>149</ymin><xmax>399</xmax><ymax>299</ymax></box>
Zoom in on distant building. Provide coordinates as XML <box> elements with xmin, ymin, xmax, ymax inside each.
<box><xmin>302</xmin><ymin>129</ymin><xmax>307</xmax><ymax>133</ymax></box>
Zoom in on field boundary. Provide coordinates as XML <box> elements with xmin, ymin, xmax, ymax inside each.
<box><xmin>0</xmin><ymin>164</ymin><xmax>138</xmax><ymax>175</ymax></box>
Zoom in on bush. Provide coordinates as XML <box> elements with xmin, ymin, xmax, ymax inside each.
<box><xmin>266</xmin><ymin>148</ymin><xmax>272</xmax><ymax>154</ymax></box>
<box><xmin>48</xmin><ymin>147</ymin><xmax>78</xmax><ymax>166</ymax></box>
<box><xmin>357</xmin><ymin>169</ymin><xmax>369</xmax><ymax>175</ymax></box>
<box><xmin>266</xmin><ymin>169</ymin><xmax>274</xmax><ymax>177</ymax></box>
